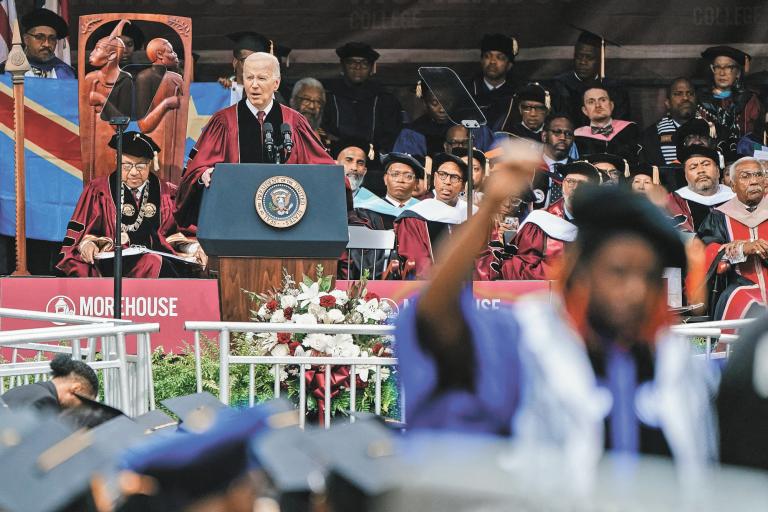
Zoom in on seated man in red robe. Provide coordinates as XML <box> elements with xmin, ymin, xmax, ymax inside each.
<box><xmin>57</xmin><ymin>132</ymin><xmax>204</xmax><ymax>278</ymax></box>
<box><xmin>698</xmin><ymin>156</ymin><xmax>768</xmax><ymax>320</ymax></box>
<box><xmin>175</xmin><ymin>52</ymin><xmax>335</xmax><ymax>229</ymax></box>
<box><xmin>667</xmin><ymin>145</ymin><xmax>734</xmax><ymax>233</ymax></box>
<box><xmin>492</xmin><ymin>161</ymin><xmax>602</xmax><ymax>280</ymax></box>
<box><xmin>394</xmin><ymin>153</ymin><xmax>476</xmax><ymax>279</ymax></box>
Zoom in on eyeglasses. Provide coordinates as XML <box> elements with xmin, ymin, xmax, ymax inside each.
<box><xmin>121</xmin><ymin>162</ymin><xmax>150</xmax><ymax>173</ymax></box>
<box><xmin>737</xmin><ymin>171</ymin><xmax>765</xmax><ymax>181</ymax></box>
<box><xmin>711</xmin><ymin>64</ymin><xmax>738</xmax><ymax>73</ymax></box>
<box><xmin>387</xmin><ymin>171</ymin><xmax>416</xmax><ymax>182</ymax></box>
<box><xmin>344</xmin><ymin>58</ymin><xmax>371</xmax><ymax>69</ymax></box>
<box><xmin>562</xmin><ymin>177</ymin><xmax>586</xmax><ymax>187</ymax></box>
<box><xmin>26</xmin><ymin>32</ymin><xmax>58</xmax><ymax>45</ymax></box>
<box><xmin>520</xmin><ymin>104</ymin><xmax>548</xmax><ymax>112</ymax></box>
<box><xmin>446</xmin><ymin>139</ymin><xmax>469</xmax><ymax>146</ymax></box>
<box><xmin>547</xmin><ymin>128</ymin><xmax>574</xmax><ymax>138</ymax></box>
<box><xmin>296</xmin><ymin>96</ymin><xmax>324</xmax><ymax>107</ymax></box>
<box><xmin>435</xmin><ymin>170</ymin><xmax>463</xmax><ymax>184</ymax></box>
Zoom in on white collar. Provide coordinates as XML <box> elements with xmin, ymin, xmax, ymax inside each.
<box><xmin>675</xmin><ymin>184</ymin><xmax>735</xmax><ymax>206</ymax></box>
<box><xmin>124</xmin><ymin>181</ymin><xmax>147</xmax><ymax>195</ymax></box>
<box><xmin>484</xmin><ymin>78</ymin><xmax>505</xmax><ymax>91</ymax></box>
<box><xmin>573</xmin><ymin>72</ymin><xmax>598</xmax><ymax>82</ymax></box>
<box><xmin>385</xmin><ymin>195</ymin><xmax>410</xmax><ymax>208</ymax></box>
<box><xmin>403</xmin><ymin>198</ymin><xmax>477</xmax><ymax>224</ymax></box>
<box><xmin>519</xmin><ymin>209</ymin><xmax>577</xmax><ymax>241</ymax></box>
<box><xmin>245</xmin><ymin>98</ymin><xmax>274</xmax><ymax>119</ymax></box>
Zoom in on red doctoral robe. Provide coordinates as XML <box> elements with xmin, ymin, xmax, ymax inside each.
<box><xmin>57</xmin><ymin>173</ymin><xmax>191</xmax><ymax>278</ymax></box>
<box><xmin>698</xmin><ymin>196</ymin><xmax>768</xmax><ymax>320</ymax></box>
<box><xmin>175</xmin><ymin>100</ymin><xmax>335</xmax><ymax>229</ymax></box>
<box><xmin>666</xmin><ymin>184</ymin><xmax>735</xmax><ymax>233</ymax></box>
<box><xmin>496</xmin><ymin>199</ymin><xmax>576</xmax><ymax>280</ymax></box>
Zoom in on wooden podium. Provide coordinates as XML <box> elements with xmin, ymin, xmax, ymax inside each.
<box><xmin>197</xmin><ymin>164</ymin><xmax>348</xmax><ymax>321</ymax></box>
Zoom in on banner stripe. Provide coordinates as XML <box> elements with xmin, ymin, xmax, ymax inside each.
<box><xmin>0</xmin><ymin>122</ymin><xmax>82</xmax><ymax>179</ymax></box>
<box><xmin>0</xmin><ymin>81</ymin><xmax>79</xmax><ymax>135</ymax></box>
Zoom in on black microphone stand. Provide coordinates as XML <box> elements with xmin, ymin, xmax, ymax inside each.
<box><xmin>109</xmin><ymin>116</ymin><xmax>130</xmax><ymax>319</ymax></box>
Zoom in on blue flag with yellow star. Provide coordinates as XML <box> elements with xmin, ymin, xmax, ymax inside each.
<box><xmin>0</xmin><ymin>79</ymin><xmax>229</xmax><ymax>241</ymax></box>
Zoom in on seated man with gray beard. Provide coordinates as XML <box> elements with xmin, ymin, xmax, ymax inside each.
<box><xmin>289</xmin><ymin>77</ymin><xmax>328</xmax><ymax>145</ymax></box>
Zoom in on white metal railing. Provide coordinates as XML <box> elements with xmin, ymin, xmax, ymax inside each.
<box><xmin>672</xmin><ymin>318</ymin><xmax>755</xmax><ymax>359</ymax></box>
<box><xmin>185</xmin><ymin>321</ymin><xmax>399</xmax><ymax>428</ymax></box>
<box><xmin>0</xmin><ymin>322</ymin><xmax>159</xmax><ymax>415</ymax></box>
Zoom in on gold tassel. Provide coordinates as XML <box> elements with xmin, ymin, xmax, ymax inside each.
<box><xmin>153</xmin><ymin>151</ymin><xmax>159</xmax><ymax>172</ymax></box>
<box><xmin>424</xmin><ymin>155</ymin><xmax>433</xmax><ymax>175</ymax></box>
<box><xmin>372</xmin><ymin>61</ymin><xmax>377</xmax><ymax>75</ymax></box>
<box><xmin>544</xmin><ymin>89</ymin><xmax>551</xmax><ymax>110</ymax></box>
<box><xmin>512</xmin><ymin>37</ymin><xmax>519</xmax><ymax>57</ymax></box>
<box><xmin>599</xmin><ymin>38</ymin><xmax>605</xmax><ymax>79</ymax></box>
<box><xmin>624</xmin><ymin>159</ymin><xmax>630</xmax><ymax>178</ymax></box>
<box><xmin>652</xmin><ymin>165</ymin><xmax>659</xmax><ymax>185</ymax></box>
<box><xmin>286</xmin><ymin>55</ymin><xmax>290</xmax><ymax>68</ymax></box>
<box><xmin>745</xmin><ymin>55</ymin><xmax>751</xmax><ymax>74</ymax></box>
<box><xmin>368</xmin><ymin>144</ymin><xmax>375</xmax><ymax>161</ymax></box>
<box><xmin>707</xmin><ymin>119</ymin><xmax>717</xmax><ymax>139</ymax></box>
<box><xmin>268</xmin><ymin>40</ymin><xmax>274</xmax><ymax>55</ymax></box>
<box><xmin>415</xmin><ymin>80</ymin><xmax>422</xmax><ymax>98</ymax></box>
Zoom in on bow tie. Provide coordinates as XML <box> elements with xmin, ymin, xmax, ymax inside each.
<box><xmin>591</xmin><ymin>124</ymin><xmax>614</xmax><ymax>136</ymax></box>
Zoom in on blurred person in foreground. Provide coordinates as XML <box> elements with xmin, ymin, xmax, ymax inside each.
<box><xmin>395</xmin><ymin>139</ymin><xmax>716</xmax><ymax>480</ymax></box>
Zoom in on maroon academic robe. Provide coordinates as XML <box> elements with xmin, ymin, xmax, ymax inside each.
<box><xmin>175</xmin><ymin>100</ymin><xmax>335</xmax><ymax>229</ymax></box>
<box><xmin>57</xmin><ymin>173</ymin><xmax>187</xmax><ymax>278</ymax></box>
<box><xmin>666</xmin><ymin>185</ymin><xmax>735</xmax><ymax>233</ymax></box>
<box><xmin>496</xmin><ymin>199</ymin><xmax>576</xmax><ymax>280</ymax></box>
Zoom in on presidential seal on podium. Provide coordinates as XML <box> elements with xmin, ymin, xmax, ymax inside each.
<box><xmin>254</xmin><ymin>176</ymin><xmax>308</xmax><ymax>228</ymax></box>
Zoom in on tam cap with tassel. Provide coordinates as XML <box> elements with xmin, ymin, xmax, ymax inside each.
<box><xmin>415</xmin><ymin>80</ymin><xmax>423</xmax><ymax>99</ymax></box>
<box><xmin>108</xmin><ymin>131</ymin><xmax>161</xmax><ymax>171</ymax></box>
<box><xmin>480</xmin><ymin>33</ymin><xmax>518</xmax><ymax>61</ymax></box>
<box><xmin>571</xmin><ymin>26</ymin><xmax>621</xmax><ymax>80</ymax></box>
<box><xmin>516</xmin><ymin>82</ymin><xmax>551</xmax><ymax>109</ymax></box>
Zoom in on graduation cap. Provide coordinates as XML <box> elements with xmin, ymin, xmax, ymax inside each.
<box><xmin>556</xmin><ymin>160</ymin><xmax>603</xmax><ymax>183</ymax></box>
<box><xmin>584</xmin><ymin>152</ymin><xmax>628</xmax><ymax>177</ymax></box>
<box><xmin>109</xmin><ymin>131</ymin><xmax>161</xmax><ymax>171</ymax></box>
<box><xmin>336</xmin><ymin>41</ymin><xmax>380</xmax><ymax>63</ymax></box>
<box><xmin>480</xmin><ymin>33</ymin><xmax>518</xmax><ymax>61</ymax></box>
<box><xmin>569</xmin><ymin>25</ymin><xmax>621</xmax><ymax>80</ymax></box>
<box><xmin>332</xmin><ymin>136</ymin><xmax>376</xmax><ymax>162</ymax></box>
<box><xmin>571</xmin><ymin>185</ymin><xmax>687</xmax><ymax>270</ymax></box>
<box><xmin>92</xmin><ymin>20</ymin><xmax>146</xmax><ymax>50</ymax></box>
<box><xmin>702</xmin><ymin>45</ymin><xmax>751</xmax><ymax>72</ymax></box>
<box><xmin>160</xmin><ymin>391</ymin><xmax>228</xmax><ymax>433</ymax></box>
<box><xmin>59</xmin><ymin>393</ymin><xmax>126</xmax><ymax>429</ymax></box>
<box><xmin>451</xmin><ymin>146</ymin><xmax>487</xmax><ymax>169</ymax></box>
<box><xmin>627</xmin><ymin>162</ymin><xmax>661</xmax><ymax>185</ymax></box>
<box><xmin>21</xmin><ymin>8</ymin><xmax>69</xmax><ymax>39</ymax></box>
<box><xmin>516</xmin><ymin>82</ymin><xmax>551</xmax><ymax>109</ymax></box>
<box><xmin>675</xmin><ymin>118</ymin><xmax>717</xmax><ymax>153</ymax></box>
<box><xmin>122</xmin><ymin>400</ymin><xmax>297</xmax><ymax>507</ymax></box>
<box><xmin>0</xmin><ymin>417</ymin><xmax>112</xmax><ymax>512</ymax></box>
<box><xmin>134</xmin><ymin>409</ymin><xmax>178</xmax><ymax>434</ymax></box>
<box><xmin>381</xmin><ymin>152</ymin><xmax>426</xmax><ymax>179</ymax></box>
<box><xmin>251</xmin><ymin>425</ymin><xmax>326</xmax><ymax>497</ymax></box>
<box><xmin>432</xmin><ymin>152</ymin><xmax>469</xmax><ymax>181</ymax></box>
<box><xmin>227</xmin><ymin>31</ymin><xmax>291</xmax><ymax>60</ymax></box>
<box><xmin>678</xmin><ymin>144</ymin><xmax>723</xmax><ymax>169</ymax></box>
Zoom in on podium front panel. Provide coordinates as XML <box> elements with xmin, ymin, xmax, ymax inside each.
<box><xmin>197</xmin><ymin>163</ymin><xmax>348</xmax><ymax>258</ymax></box>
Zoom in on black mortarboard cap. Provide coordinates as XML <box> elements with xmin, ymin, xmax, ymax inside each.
<box><xmin>227</xmin><ymin>31</ymin><xmax>291</xmax><ymax>58</ymax></box>
<box><xmin>451</xmin><ymin>146</ymin><xmax>486</xmax><ymax>169</ymax></box>
<box><xmin>381</xmin><ymin>152</ymin><xmax>425</xmax><ymax>179</ymax></box>
<box><xmin>336</xmin><ymin>41</ymin><xmax>380</xmax><ymax>63</ymax></box>
<box><xmin>585</xmin><ymin>152</ymin><xmax>627</xmax><ymax>173</ymax></box>
<box><xmin>332</xmin><ymin>136</ymin><xmax>374</xmax><ymax>162</ymax></box>
<box><xmin>702</xmin><ymin>46</ymin><xmax>751</xmax><ymax>68</ymax></box>
<box><xmin>59</xmin><ymin>393</ymin><xmax>126</xmax><ymax>429</ymax></box>
<box><xmin>571</xmin><ymin>186</ymin><xmax>687</xmax><ymax>270</ymax></box>
<box><xmin>134</xmin><ymin>408</ymin><xmax>178</xmax><ymax>434</ymax></box>
<box><xmin>21</xmin><ymin>8</ymin><xmax>68</xmax><ymax>39</ymax></box>
<box><xmin>160</xmin><ymin>391</ymin><xmax>227</xmax><ymax>432</ymax></box>
<box><xmin>577</xmin><ymin>29</ymin><xmax>603</xmax><ymax>48</ymax></box>
<box><xmin>431</xmin><ymin>152</ymin><xmax>469</xmax><ymax>181</ymax></box>
<box><xmin>677</xmin><ymin>144</ymin><xmax>723</xmax><ymax>169</ymax></box>
<box><xmin>92</xmin><ymin>20</ymin><xmax>146</xmax><ymax>50</ymax></box>
<box><xmin>627</xmin><ymin>162</ymin><xmax>656</xmax><ymax>179</ymax></box>
<box><xmin>675</xmin><ymin>118</ymin><xmax>717</xmax><ymax>153</ymax></box>
<box><xmin>515</xmin><ymin>82</ymin><xmax>550</xmax><ymax>107</ymax></box>
<box><xmin>108</xmin><ymin>131</ymin><xmax>161</xmax><ymax>160</ymax></box>
<box><xmin>557</xmin><ymin>161</ymin><xmax>602</xmax><ymax>182</ymax></box>
<box><xmin>480</xmin><ymin>33</ymin><xmax>518</xmax><ymax>60</ymax></box>
<box><xmin>0</xmin><ymin>418</ymin><xmax>111</xmax><ymax>512</ymax></box>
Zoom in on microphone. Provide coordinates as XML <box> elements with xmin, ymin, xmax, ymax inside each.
<box><xmin>281</xmin><ymin>123</ymin><xmax>294</xmax><ymax>155</ymax></box>
<box><xmin>263</xmin><ymin>122</ymin><xmax>275</xmax><ymax>161</ymax></box>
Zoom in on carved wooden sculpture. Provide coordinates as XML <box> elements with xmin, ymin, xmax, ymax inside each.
<box><xmin>78</xmin><ymin>14</ymin><xmax>192</xmax><ymax>185</ymax></box>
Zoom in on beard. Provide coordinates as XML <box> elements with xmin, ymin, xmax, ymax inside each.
<box><xmin>302</xmin><ymin>110</ymin><xmax>322</xmax><ymax>130</ymax></box>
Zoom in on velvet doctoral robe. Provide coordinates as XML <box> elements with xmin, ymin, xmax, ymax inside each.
<box><xmin>697</xmin><ymin>196</ymin><xmax>768</xmax><ymax>320</ymax></box>
<box><xmin>175</xmin><ymin>100</ymin><xmax>334</xmax><ymax>229</ymax></box>
<box><xmin>57</xmin><ymin>172</ymin><xmax>191</xmax><ymax>278</ymax></box>
<box><xmin>496</xmin><ymin>199</ymin><xmax>575</xmax><ymax>280</ymax></box>
<box><xmin>667</xmin><ymin>185</ymin><xmax>735</xmax><ymax>233</ymax></box>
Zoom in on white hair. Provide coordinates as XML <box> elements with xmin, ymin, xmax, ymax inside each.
<box><xmin>728</xmin><ymin>156</ymin><xmax>765</xmax><ymax>182</ymax></box>
<box><xmin>291</xmin><ymin>77</ymin><xmax>325</xmax><ymax>103</ymax></box>
<box><xmin>243</xmin><ymin>52</ymin><xmax>280</xmax><ymax>78</ymax></box>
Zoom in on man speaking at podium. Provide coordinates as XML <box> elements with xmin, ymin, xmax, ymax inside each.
<box><xmin>176</xmin><ymin>52</ymin><xmax>334</xmax><ymax>227</ymax></box>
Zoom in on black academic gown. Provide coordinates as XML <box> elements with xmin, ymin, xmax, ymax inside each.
<box><xmin>505</xmin><ymin>123</ymin><xmax>544</xmax><ymax>142</ymax></box>
<box><xmin>466</xmin><ymin>75</ymin><xmax>519</xmax><ymax>132</ymax></box>
<box><xmin>574</xmin><ymin>121</ymin><xmax>642</xmax><ymax>166</ymax></box>
<box><xmin>322</xmin><ymin>78</ymin><xmax>403</xmax><ymax>153</ymax></box>
<box><xmin>1</xmin><ymin>380</ymin><xmax>60</xmax><ymax>413</ymax></box>
<box><xmin>548</xmin><ymin>72</ymin><xmax>631</xmax><ymax>127</ymax></box>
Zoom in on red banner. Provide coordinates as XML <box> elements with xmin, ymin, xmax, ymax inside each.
<box><xmin>0</xmin><ymin>277</ymin><xmax>220</xmax><ymax>353</ymax></box>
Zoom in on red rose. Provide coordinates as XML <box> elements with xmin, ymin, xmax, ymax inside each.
<box><xmin>364</xmin><ymin>291</ymin><xmax>379</xmax><ymax>301</ymax></box>
<box><xmin>288</xmin><ymin>341</ymin><xmax>301</xmax><ymax>355</ymax></box>
<box><xmin>283</xmin><ymin>307</ymin><xmax>293</xmax><ymax>320</ymax></box>
<box><xmin>319</xmin><ymin>295</ymin><xmax>336</xmax><ymax>308</ymax></box>
<box><xmin>277</xmin><ymin>332</ymin><xmax>292</xmax><ymax>344</ymax></box>
<box><xmin>372</xmin><ymin>342</ymin><xmax>383</xmax><ymax>356</ymax></box>
<box><xmin>266</xmin><ymin>299</ymin><xmax>278</xmax><ymax>312</ymax></box>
